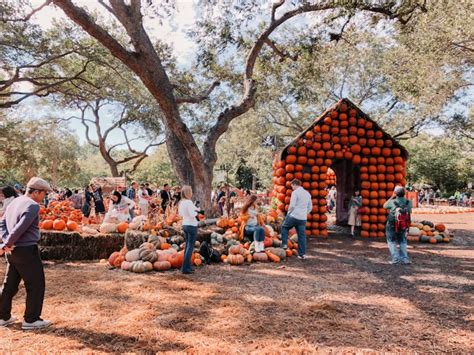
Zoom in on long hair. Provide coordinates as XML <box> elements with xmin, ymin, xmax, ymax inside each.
<box><xmin>2</xmin><ymin>186</ymin><xmax>18</xmax><ymax>199</ymax></box>
<box><xmin>241</xmin><ymin>195</ymin><xmax>258</xmax><ymax>214</ymax></box>
<box><xmin>112</xmin><ymin>190</ymin><xmax>122</xmax><ymax>204</ymax></box>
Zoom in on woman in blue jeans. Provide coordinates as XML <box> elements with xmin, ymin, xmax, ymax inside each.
<box><xmin>240</xmin><ymin>195</ymin><xmax>265</xmax><ymax>253</ymax></box>
<box><xmin>178</xmin><ymin>186</ymin><xmax>199</xmax><ymax>274</ymax></box>
<box><xmin>383</xmin><ymin>186</ymin><xmax>412</xmax><ymax>264</ymax></box>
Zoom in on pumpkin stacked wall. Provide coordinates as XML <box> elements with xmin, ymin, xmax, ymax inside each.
<box><xmin>272</xmin><ymin>99</ymin><xmax>408</xmax><ymax>238</ymax></box>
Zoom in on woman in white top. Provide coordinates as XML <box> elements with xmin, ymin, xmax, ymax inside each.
<box><xmin>241</xmin><ymin>195</ymin><xmax>265</xmax><ymax>253</ymax></box>
<box><xmin>104</xmin><ymin>191</ymin><xmax>135</xmax><ymax>223</ymax></box>
<box><xmin>138</xmin><ymin>185</ymin><xmax>150</xmax><ymax>216</ymax></box>
<box><xmin>178</xmin><ymin>185</ymin><xmax>199</xmax><ymax>274</ymax></box>
<box><xmin>0</xmin><ymin>186</ymin><xmax>18</xmax><ymax>218</ymax></box>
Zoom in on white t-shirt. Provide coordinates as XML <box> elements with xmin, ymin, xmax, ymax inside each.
<box><xmin>178</xmin><ymin>199</ymin><xmax>198</xmax><ymax>227</ymax></box>
<box><xmin>287</xmin><ymin>186</ymin><xmax>312</xmax><ymax>220</ymax></box>
<box><xmin>138</xmin><ymin>189</ymin><xmax>149</xmax><ymax>205</ymax></box>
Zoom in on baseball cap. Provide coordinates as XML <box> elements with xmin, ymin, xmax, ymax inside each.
<box><xmin>26</xmin><ymin>177</ymin><xmax>53</xmax><ymax>192</ymax></box>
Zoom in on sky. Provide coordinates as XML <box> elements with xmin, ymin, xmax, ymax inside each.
<box><xmin>27</xmin><ymin>0</ymin><xmax>199</xmax><ymax>150</ymax></box>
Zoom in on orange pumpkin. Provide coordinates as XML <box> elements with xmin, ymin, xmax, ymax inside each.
<box><xmin>41</xmin><ymin>220</ymin><xmax>54</xmax><ymax>230</ymax></box>
<box><xmin>168</xmin><ymin>252</ymin><xmax>184</xmax><ymax>268</ymax></box>
<box><xmin>116</xmin><ymin>222</ymin><xmax>129</xmax><ymax>233</ymax></box>
<box><xmin>53</xmin><ymin>219</ymin><xmax>66</xmax><ymax>231</ymax></box>
<box><xmin>66</xmin><ymin>221</ymin><xmax>78</xmax><ymax>231</ymax></box>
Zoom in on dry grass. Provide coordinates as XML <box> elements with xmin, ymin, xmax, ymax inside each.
<box><xmin>0</xmin><ymin>213</ymin><xmax>473</xmax><ymax>353</ymax></box>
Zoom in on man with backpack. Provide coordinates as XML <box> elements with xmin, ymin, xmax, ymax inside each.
<box><xmin>384</xmin><ymin>186</ymin><xmax>412</xmax><ymax>265</ymax></box>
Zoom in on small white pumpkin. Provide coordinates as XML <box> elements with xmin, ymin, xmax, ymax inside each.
<box><xmin>99</xmin><ymin>223</ymin><xmax>118</xmax><ymax>234</ymax></box>
<box><xmin>408</xmin><ymin>227</ymin><xmax>421</xmax><ymax>236</ymax></box>
<box><xmin>82</xmin><ymin>226</ymin><xmax>99</xmax><ymax>235</ymax></box>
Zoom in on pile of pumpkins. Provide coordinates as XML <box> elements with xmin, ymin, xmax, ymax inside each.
<box><xmin>39</xmin><ymin>201</ymin><xmax>83</xmax><ymax>232</ymax></box>
<box><xmin>106</xmin><ymin>227</ymin><xmax>301</xmax><ymax>272</ymax></box>
<box><xmin>89</xmin><ymin>212</ymin><xmax>183</xmax><ymax>237</ymax></box>
<box><xmin>212</xmin><ymin>228</ymin><xmax>300</xmax><ymax>265</ymax></box>
<box><xmin>221</xmin><ymin>238</ymin><xmax>299</xmax><ymax>265</ymax></box>
<box><xmin>407</xmin><ymin>221</ymin><xmax>451</xmax><ymax>243</ymax></box>
<box><xmin>40</xmin><ymin>218</ymin><xmax>79</xmax><ymax>232</ymax></box>
<box><xmin>272</xmin><ymin>100</ymin><xmax>407</xmax><ymax>239</ymax></box>
<box><xmin>107</xmin><ymin>234</ymin><xmax>203</xmax><ymax>273</ymax></box>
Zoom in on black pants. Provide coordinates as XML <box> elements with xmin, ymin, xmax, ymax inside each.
<box><xmin>0</xmin><ymin>245</ymin><xmax>45</xmax><ymax>323</ymax></box>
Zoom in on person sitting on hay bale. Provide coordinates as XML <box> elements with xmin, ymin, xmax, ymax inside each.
<box><xmin>238</xmin><ymin>195</ymin><xmax>266</xmax><ymax>253</ymax></box>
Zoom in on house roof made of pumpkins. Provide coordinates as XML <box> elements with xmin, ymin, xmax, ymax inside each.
<box><xmin>278</xmin><ymin>98</ymin><xmax>409</xmax><ymax>161</ymax></box>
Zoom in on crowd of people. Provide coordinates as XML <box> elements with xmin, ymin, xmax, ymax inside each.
<box><xmin>0</xmin><ymin>182</ymin><xmax>186</xmax><ymax>223</ymax></box>
<box><xmin>0</xmin><ymin>173</ymin><xmax>461</xmax><ymax>331</ymax></box>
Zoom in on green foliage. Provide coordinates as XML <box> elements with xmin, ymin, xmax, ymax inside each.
<box><xmin>0</xmin><ymin>114</ymin><xmax>81</xmax><ymax>187</ymax></box>
<box><xmin>216</xmin><ymin>112</ymin><xmax>275</xmax><ymax>188</ymax></box>
<box><xmin>406</xmin><ymin>135</ymin><xmax>474</xmax><ymax>195</ymax></box>
<box><xmin>130</xmin><ymin>146</ymin><xmax>178</xmax><ymax>186</ymax></box>
<box><xmin>235</xmin><ymin>158</ymin><xmax>254</xmax><ymax>190</ymax></box>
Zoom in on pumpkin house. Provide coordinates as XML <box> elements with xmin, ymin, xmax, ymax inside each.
<box><xmin>272</xmin><ymin>98</ymin><xmax>408</xmax><ymax>238</ymax></box>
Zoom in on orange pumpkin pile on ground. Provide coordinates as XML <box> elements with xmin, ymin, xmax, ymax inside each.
<box><xmin>407</xmin><ymin>221</ymin><xmax>453</xmax><ymax>243</ymax></box>
<box><xmin>272</xmin><ymin>99</ymin><xmax>408</xmax><ymax>239</ymax></box>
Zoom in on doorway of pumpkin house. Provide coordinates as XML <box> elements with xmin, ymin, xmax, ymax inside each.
<box><xmin>326</xmin><ymin>160</ymin><xmax>361</xmax><ymax>235</ymax></box>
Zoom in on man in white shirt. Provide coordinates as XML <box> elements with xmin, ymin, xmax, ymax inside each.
<box><xmin>280</xmin><ymin>179</ymin><xmax>312</xmax><ymax>259</ymax></box>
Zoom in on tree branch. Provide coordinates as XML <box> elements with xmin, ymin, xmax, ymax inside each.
<box><xmin>52</xmin><ymin>0</ymin><xmax>137</xmax><ymax>66</ymax></box>
<box><xmin>271</xmin><ymin>0</ymin><xmax>285</xmax><ymax>23</ymax></box>
<box><xmin>0</xmin><ymin>60</ymin><xmax>92</xmax><ymax>108</ymax></box>
<box><xmin>1</xmin><ymin>0</ymin><xmax>52</xmax><ymax>22</ymax></box>
<box><xmin>392</xmin><ymin>121</ymin><xmax>425</xmax><ymax>140</ymax></box>
<box><xmin>76</xmin><ymin>105</ymin><xmax>99</xmax><ymax>148</ymax></box>
<box><xmin>277</xmin><ymin>99</ymin><xmax>304</xmax><ymax>131</ymax></box>
<box><xmin>204</xmin><ymin>1</ymin><xmax>422</xmax><ymax>168</ymax></box>
<box><xmin>103</xmin><ymin>106</ymin><xmax>127</xmax><ymax>140</ymax></box>
<box><xmin>386</xmin><ymin>98</ymin><xmax>399</xmax><ymax>114</ymax></box>
<box><xmin>175</xmin><ymin>81</ymin><xmax>221</xmax><ymax>104</ymax></box>
<box><xmin>264</xmin><ymin>38</ymin><xmax>298</xmax><ymax>62</ymax></box>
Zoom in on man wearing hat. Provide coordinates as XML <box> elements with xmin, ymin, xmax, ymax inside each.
<box><xmin>383</xmin><ymin>186</ymin><xmax>413</xmax><ymax>265</ymax></box>
<box><xmin>0</xmin><ymin>177</ymin><xmax>52</xmax><ymax>329</ymax></box>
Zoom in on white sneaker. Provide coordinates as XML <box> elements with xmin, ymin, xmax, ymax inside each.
<box><xmin>0</xmin><ymin>316</ymin><xmax>17</xmax><ymax>327</ymax></box>
<box><xmin>22</xmin><ymin>319</ymin><xmax>52</xmax><ymax>330</ymax></box>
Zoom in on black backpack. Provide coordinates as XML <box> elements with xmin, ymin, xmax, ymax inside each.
<box><xmin>199</xmin><ymin>241</ymin><xmax>221</xmax><ymax>264</ymax></box>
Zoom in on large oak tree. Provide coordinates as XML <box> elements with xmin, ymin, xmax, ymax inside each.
<box><xmin>45</xmin><ymin>0</ymin><xmax>426</xmax><ymax>211</ymax></box>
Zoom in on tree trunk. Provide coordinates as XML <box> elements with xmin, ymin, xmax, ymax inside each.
<box><xmin>51</xmin><ymin>158</ymin><xmax>58</xmax><ymax>187</ymax></box>
<box><xmin>165</xmin><ymin>129</ymin><xmax>215</xmax><ymax>214</ymax></box>
<box><xmin>109</xmin><ymin>163</ymin><xmax>119</xmax><ymax>177</ymax></box>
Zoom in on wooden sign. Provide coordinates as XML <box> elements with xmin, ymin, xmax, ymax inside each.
<box><xmin>90</xmin><ymin>177</ymin><xmax>126</xmax><ymax>195</ymax></box>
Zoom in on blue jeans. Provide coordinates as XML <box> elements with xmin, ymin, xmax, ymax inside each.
<box><xmin>281</xmin><ymin>215</ymin><xmax>307</xmax><ymax>256</ymax></box>
<box><xmin>386</xmin><ymin>224</ymin><xmax>409</xmax><ymax>263</ymax></box>
<box><xmin>182</xmin><ymin>225</ymin><xmax>198</xmax><ymax>273</ymax></box>
<box><xmin>244</xmin><ymin>225</ymin><xmax>265</xmax><ymax>242</ymax></box>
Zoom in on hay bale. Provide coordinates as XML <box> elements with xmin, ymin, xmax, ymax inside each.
<box><xmin>39</xmin><ymin>231</ymin><xmax>124</xmax><ymax>260</ymax></box>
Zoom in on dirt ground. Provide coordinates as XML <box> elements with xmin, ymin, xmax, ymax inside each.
<box><xmin>0</xmin><ymin>213</ymin><xmax>472</xmax><ymax>353</ymax></box>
